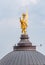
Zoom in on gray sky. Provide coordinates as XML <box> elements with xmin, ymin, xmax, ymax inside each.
<box><xmin>0</xmin><ymin>0</ymin><xmax>45</xmax><ymax>59</ymax></box>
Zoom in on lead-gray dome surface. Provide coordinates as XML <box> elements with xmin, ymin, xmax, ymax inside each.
<box><xmin>0</xmin><ymin>50</ymin><xmax>45</xmax><ymax>65</ymax></box>
<box><xmin>0</xmin><ymin>35</ymin><xmax>45</xmax><ymax>65</ymax></box>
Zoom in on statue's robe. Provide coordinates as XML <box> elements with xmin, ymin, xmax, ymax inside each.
<box><xmin>20</xmin><ymin>19</ymin><xmax>28</xmax><ymax>30</ymax></box>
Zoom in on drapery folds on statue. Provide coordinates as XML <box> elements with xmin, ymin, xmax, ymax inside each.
<box><xmin>20</xmin><ymin>13</ymin><xmax>28</xmax><ymax>34</ymax></box>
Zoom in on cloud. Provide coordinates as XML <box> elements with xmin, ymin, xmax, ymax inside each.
<box><xmin>30</xmin><ymin>0</ymin><xmax>40</xmax><ymax>4</ymax></box>
<box><xmin>41</xmin><ymin>20</ymin><xmax>45</xmax><ymax>27</ymax></box>
<box><xmin>0</xmin><ymin>0</ymin><xmax>41</xmax><ymax>20</ymax></box>
<box><xmin>20</xmin><ymin>0</ymin><xmax>40</xmax><ymax>7</ymax></box>
<box><xmin>0</xmin><ymin>18</ymin><xmax>20</xmax><ymax>29</ymax></box>
<box><xmin>0</xmin><ymin>0</ymin><xmax>40</xmax><ymax>10</ymax></box>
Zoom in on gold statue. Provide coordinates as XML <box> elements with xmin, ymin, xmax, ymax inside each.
<box><xmin>20</xmin><ymin>13</ymin><xmax>28</xmax><ymax>34</ymax></box>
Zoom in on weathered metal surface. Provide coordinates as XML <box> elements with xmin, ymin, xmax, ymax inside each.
<box><xmin>0</xmin><ymin>34</ymin><xmax>45</xmax><ymax>65</ymax></box>
<box><xmin>0</xmin><ymin>51</ymin><xmax>45</xmax><ymax>65</ymax></box>
<box><xmin>18</xmin><ymin>34</ymin><xmax>32</xmax><ymax>46</ymax></box>
<box><xmin>14</xmin><ymin>34</ymin><xmax>36</xmax><ymax>50</ymax></box>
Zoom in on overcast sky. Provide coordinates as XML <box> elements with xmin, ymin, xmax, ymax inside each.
<box><xmin>0</xmin><ymin>0</ymin><xmax>45</xmax><ymax>59</ymax></box>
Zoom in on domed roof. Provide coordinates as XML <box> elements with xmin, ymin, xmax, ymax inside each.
<box><xmin>0</xmin><ymin>35</ymin><xmax>45</xmax><ymax>65</ymax></box>
<box><xmin>0</xmin><ymin>51</ymin><xmax>45</xmax><ymax>65</ymax></box>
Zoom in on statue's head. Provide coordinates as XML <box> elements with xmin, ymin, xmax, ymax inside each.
<box><xmin>22</xmin><ymin>13</ymin><xmax>26</xmax><ymax>19</ymax></box>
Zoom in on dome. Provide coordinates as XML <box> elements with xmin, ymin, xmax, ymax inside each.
<box><xmin>0</xmin><ymin>50</ymin><xmax>45</xmax><ymax>65</ymax></box>
<box><xmin>0</xmin><ymin>35</ymin><xmax>45</xmax><ymax>65</ymax></box>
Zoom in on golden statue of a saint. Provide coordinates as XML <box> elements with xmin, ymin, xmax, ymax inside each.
<box><xmin>20</xmin><ymin>13</ymin><xmax>28</xmax><ymax>34</ymax></box>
